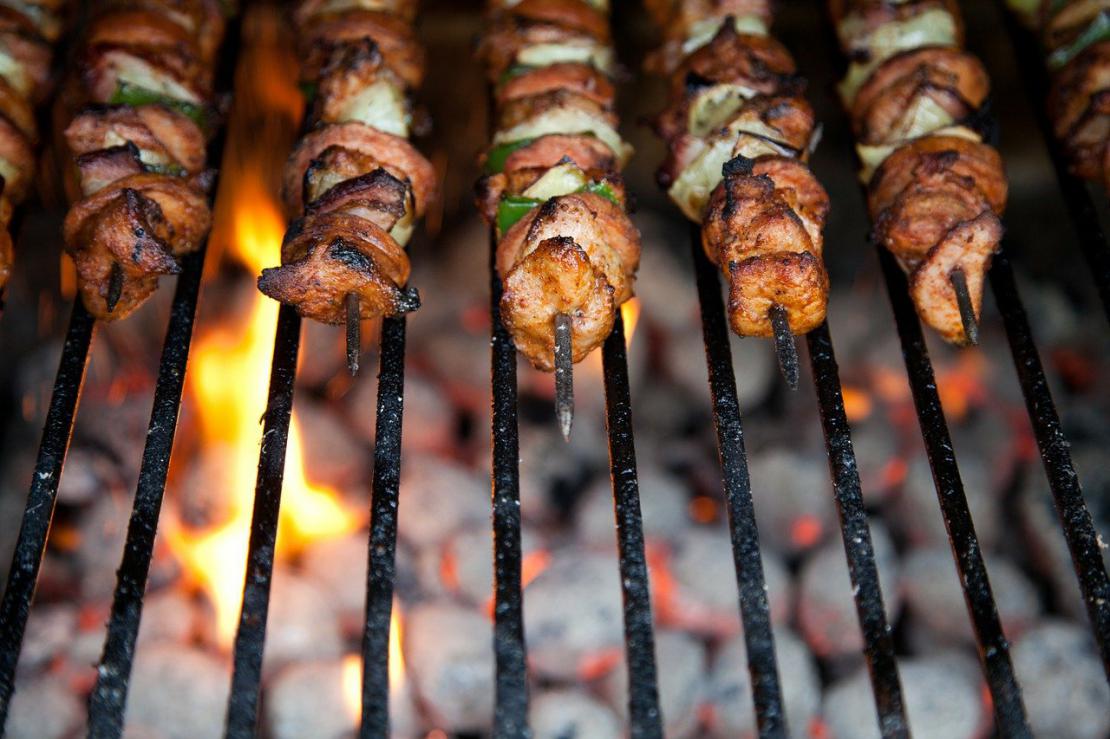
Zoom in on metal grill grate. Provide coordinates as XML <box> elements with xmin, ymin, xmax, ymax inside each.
<box><xmin>0</xmin><ymin>4</ymin><xmax>1106</xmax><ymax>739</ymax></box>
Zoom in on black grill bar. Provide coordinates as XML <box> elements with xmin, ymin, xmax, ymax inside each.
<box><xmin>988</xmin><ymin>251</ymin><xmax>1110</xmax><ymax>676</ymax></box>
<box><xmin>359</xmin><ymin>313</ymin><xmax>408</xmax><ymax>737</ymax></box>
<box><xmin>805</xmin><ymin>323</ymin><xmax>909</xmax><ymax>738</ymax></box>
<box><xmin>487</xmin><ymin>232</ymin><xmax>529</xmax><ymax>738</ymax></box>
<box><xmin>999</xmin><ymin>11</ymin><xmax>1110</xmax><ymax>326</ymax></box>
<box><xmin>224</xmin><ymin>304</ymin><xmax>301</xmax><ymax>739</ymax></box>
<box><xmin>87</xmin><ymin>245</ymin><xmax>208</xmax><ymax>738</ymax></box>
<box><xmin>689</xmin><ymin>231</ymin><xmax>786</xmax><ymax>738</ymax></box>
<box><xmin>0</xmin><ymin>299</ymin><xmax>95</xmax><ymax>728</ymax></box>
<box><xmin>877</xmin><ymin>247</ymin><xmax>1032</xmax><ymax>736</ymax></box>
<box><xmin>600</xmin><ymin>313</ymin><xmax>663</xmax><ymax>739</ymax></box>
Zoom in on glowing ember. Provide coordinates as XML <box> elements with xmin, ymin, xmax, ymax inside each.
<box><xmin>841</xmin><ymin>384</ymin><xmax>873</xmax><ymax>422</ymax></box>
<box><xmin>165</xmin><ymin>6</ymin><xmax>359</xmax><ymax>649</ymax></box>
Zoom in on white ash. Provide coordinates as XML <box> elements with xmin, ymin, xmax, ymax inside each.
<box><xmin>292</xmin><ymin>399</ymin><xmax>368</xmax><ymax>488</ymax></box>
<box><xmin>823</xmin><ymin>653</ymin><xmax>986</xmax><ymax>739</ymax></box>
<box><xmin>601</xmin><ymin>629</ymin><xmax>706</xmax><ymax>739</ymax></box>
<box><xmin>529</xmin><ymin>689</ymin><xmax>622</xmax><ymax>739</ymax></box>
<box><xmin>706</xmin><ymin>627</ymin><xmax>820</xmax><ymax>739</ymax></box>
<box><xmin>343</xmin><ymin>370</ymin><xmax>455</xmax><ymax>454</ymax></box>
<box><xmin>17</xmin><ymin>603</ymin><xmax>77</xmax><ymax>673</ymax></box>
<box><xmin>899</xmin><ymin>547</ymin><xmax>1041</xmax><ymax>649</ymax></box>
<box><xmin>846</xmin><ymin>416</ymin><xmax>902</xmax><ymax>505</ymax></box>
<box><xmin>397</xmin><ymin>454</ymin><xmax>489</xmax><ymax>549</ymax></box>
<box><xmin>136</xmin><ymin>589</ymin><xmax>201</xmax><ymax>647</ymax></box>
<box><xmin>631</xmin><ymin>214</ymin><xmax>700</xmax><ymax>335</ymax></box>
<box><xmin>891</xmin><ymin>454</ymin><xmax>999</xmax><ymax>551</ymax></box>
<box><xmin>300</xmin><ymin>533</ymin><xmax>422</xmax><ymax>628</ymax></box>
<box><xmin>1012</xmin><ymin>620</ymin><xmax>1110</xmax><ymax>739</ymax></box>
<box><xmin>404</xmin><ymin>601</ymin><xmax>494</xmax><ymax>733</ymax></box>
<box><xmin>57</xmin><ymin>446</ymin><xmax>125</xmax><ymax>505</ymax></box>
<box><xmin>296</xmin><ymin>318</ymin><xmax>351</xmax><ymax>389</ymax></box>
<box><xmin>174</xmin><ymin>444</ymin><xmax>241</xmax><ymax>528</ymax></box>
<box><xmin>7</xmin><ymin>674</ymin><xmax>82</xmax><ymax>739</ymax></box>
<box><xmin>517</xmin><ymin>422</ymin><xmax>606</xmax><ymax>525</ymax></box>
<box><xmin>666</xmin><ymin>329</ymin><xmax>776</xmax><ymax>412</ymax></box>
<box><xmin>1018</xmin><ymin>449</ymin><xmax>1110</xmax><ymax>619</ymax></box>
<box><xmin>664</xmin><ymin>526</ymin><xmax>792</xmax><ymax>637</ymax></box>
<box><xmin>74</xmin><ymin>395</ymin><xmax>151</xmax><ymax>475</ymax></box>
<box><xmin>124</xmin><ymin>643</ymin><xmax>230</xmax><ymax>739</ymax></box>
<box><xmin>420</xmin><ymin>329</ymin><xmax>493</xmax><ymax>408</ymax></box>
<box><xmin>75</xmin><ymin>494</ymin><xmax>135</xmax><ymax>601</ymax></box>
<box><xmin>429</xmin><ymin>523</ymin><xmax>543</xmax><ymax>606</ymax></box>
<box><xmin>523</xmin><ymin>549</ymin><xmax>624</xmax><ymax>680</ymax></box>
<box><xmin>576</xmin><ymin>464</ymin><xmax>690</xmax><ymax>548</ymax></box>
<box><xmin>265</xmin><ymin>658</ymin><xmax>419</xmax><ymax>739</ymax></box>
<box><xmin>262</xmin><ymin>568</ymin><xmax>343</xmax><ymax>673</ymax></box>
<box><xmin>748</xmin><ymin>448</ymin><xmax>837</xmax><ymax>556</ymax></box>
<box><xmin>796</xmin><ymin>521</ymin><xmax>899</xmax><ymax>660</ymax></box>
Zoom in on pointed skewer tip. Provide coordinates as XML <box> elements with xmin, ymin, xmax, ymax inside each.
<box><xmin>769</xmin><ymin>303</ymin><xmax>799</xmax><ymax>391</ymax></box>
<box><xmin>345</xmin><ymin>292</ymin><xmax>360</xmax><ymax>376</ymax></box>
<box><xmin>949</xmin><ymin>267</ymin><xmax>979</xmax><ymax>346</ymax></box>
<box><xmin>554</xmin><ymin>312</ymin><xmax>574</xmax><ymax>441</ymax></box>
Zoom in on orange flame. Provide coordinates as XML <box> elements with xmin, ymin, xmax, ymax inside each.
<box><xmin>166</xmin><ymin>6</ymin><xmax>359</xmax><ymax>649</ymax></box>
<box><xmin>342</xmin><ymin>606</ymin><xmax>405</xmax><ymax>720</ymax></box>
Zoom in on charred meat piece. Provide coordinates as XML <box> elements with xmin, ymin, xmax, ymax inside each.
<box><xmin>1049</xmin><ymin>39</ymin><xmax>1110</xmax><ymax>181</ymax></box>
<box><xmin>65</xmin><ymin>104</ymin><xmax>208</xmax><ymax>174</ymax></box>
<box><xmin>479</xmin><ymin>0</ymin><xmax>611</xmax><ymax>83</ymax></box>
<box><xmin>669</xmin><ymin>23</ymin><xmax>798</xmax><ymax>100</ymax></box>
<box><xmin>868</xmin><ymin>134</ymin><xmax>1007</xmax><ymax>223</ymax></box>
<box><xmin>702</xmin><ymin>156</ymin><xmax>829</xmax><ymax>336</ymax></box>
<box><xmin>909</xmin><ymin>210</ymin><xmax>1001</xmax><ymax>344</ymax></box>
<box><xmin>499</xmin><ymin>235</ymin><xmax>615</xmax><ymax>371</ymax></box>
<box><xmin>283</xmin><ymin>122</ymin><xmax>436</xmax><ymax>217</ymax></box>
<box><xmin>74</xmin><ymin>143</ymin><xmax>146</xmax><ymax>196</ymax></box>
<box><xmin>313</xmin><ymin>36</ymin><xmax>411</xmax><ymax>136</ymax></box>
<box><xmin>496</xmin><ymin>62</ymin><xmax>615</xmax><ymax>108</ymax></box>
<box><xmin>496</xmin><ymin>192</ymin><xmax>640</xmax><ymax>368</ymax></box>
<box><xmin>302</xmin><ymin>10</ymin><xmax>425</xmax><ymax>88</ymax></box>
<box><xmin>64</xmin><ymin>187</ymin><xmax>182</xmax><ymax>319</ymax></box>
<box><xmin>851</xmin><ymin>46</ymin><xmax>989</xmax><ymax>145</ymax></box>
<box><xmin>258</xmin><ymin>211</ymin><xmax>418</xmax><ymax>324</ymax></box>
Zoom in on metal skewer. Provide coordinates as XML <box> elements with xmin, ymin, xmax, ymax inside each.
<box><xmin>769</xmin><ymin>303</ymin><xmax>799</xmax><ymax>390</ymax></box>
<box><xmin>346</xmin><ymin>291</ymin><xmax>360</xmax><ymax>376</ymax></box>
<box><xmin>949</xmin><ymin>268</ymin><xmax>979</xmax><ymax>346</ymax></box>
<box><xmin>554</xmin><ymin>312</ymin><xmax>574</xmax><ymax>440</ymax></box>
<box><xmin>106</xmin><ymin>261</ymin><xmax>123</xmax><ymax>314</ymax></box>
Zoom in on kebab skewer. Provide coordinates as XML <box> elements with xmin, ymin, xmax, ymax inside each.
<box><xmin>476</xmin><ymin>0</ymin><xmax>642</xmax><ymax>437</ymax></box>
<box><xmin>0</xmin><ymin>0</ymin><xmax>65</xmax><ymax>294</ymax></box>
<box><xmin>256</xmin><ymin>0</ymin><xmax>436</xmax><ymax>376</ymax></box>
<box><xmin>647</xmin><ymin>3</ymin><xmax>830</xmax><ymax>388</ymax></box>
<box><xmin>59</xmin><ymin>0</ymin><xmax>232</xmax><ymax>320</ymax></box>
<box><xmin>1007</xmin><ymin>0</ymin><xmax>1110</xmax><ymax>191</ymax></box>
<box><xmin>830</xmin><ymin>0</ymin><xmax>1008</xmax><ymax>345</ymax></box>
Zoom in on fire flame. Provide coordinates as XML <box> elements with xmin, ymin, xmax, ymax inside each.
<box><xmin>342</xmin><ymin>606</ymin><xmax>406</xmax><ymax>720</ymax></box>
<box><xmin>166</xmin><ymin>6</ymin><xmax>359</xmax><ymax>649</ymax></box>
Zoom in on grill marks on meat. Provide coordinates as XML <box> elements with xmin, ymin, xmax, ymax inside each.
<box><xmin>256</xmin><ymin>0</ymin><xmax>435</xmax><ymax>324</ymax></box>
<box><xmin>60</xmin><ymin>0</ymin><xmax>227</xmax><ymax>320</ymax></box>
<box><xmin>833</xmin><ymin>0</ymin><xmax>1008</xmax><ymax>344</ymax></box>
<box><xmin>480</xmin><ymin>0</ymin><xmax>642</xmax><ymax>371</ymax></box>
<box><xmin>649</xmin><ymin>5</ymin><xmax>830</xmax><ymax>339</ymax></box>
<box><xmin>0</xmin><ymin>0</ymin><xmax>65</xmax><ymax>292</ymax></box>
